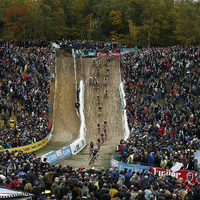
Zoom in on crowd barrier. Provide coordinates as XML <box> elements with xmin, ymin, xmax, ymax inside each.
<box><xmin>110</xmin><ymin>155</ymin><xmax>197</xmax><ymax>183</ymax></box>
<box><xmin>0</xmin><ymin>124</ymin><xmax>53</xmax><ymax>153</ymax></box>
<box><xmin>119</xmin><ymin>82</ymin><xmax>130</xmax><ymax>141</ymax></box>
<box><xmin>41</xmin><ymin>55</ymin><xmax>86</xmax><ymax>163</ymax></box>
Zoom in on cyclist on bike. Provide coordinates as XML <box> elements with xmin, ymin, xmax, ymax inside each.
<box><xmin>93</xmin><ymin>77</ymin><xmax>96</xmax><ymax>85</ymax></box>
<box><xmin>96</xmin><ymin>137</ymin><xmax>101</xmax><ymax>149</ymax></box>
<box><xmin>101</xmin><ymin>132</ymin><xmax>105</xmax><ymax>145</ymax></box>
<box><xmin>97</xmin><ymin>95</ymin><xmax>100</xmax><ymax>104</ymax></box>
<box><xmin>97</xmin><ymin>67</ymin><xmax>100</xmax><ymax>76</ymax></box>
<box><xmin>106</xmin><ymin>68</ymin><xmax>109</xmax><ymax>77</ymax></box>
<box><xmin>89</xmin><ymin>148</ymin><xmax>99</xmax><ymax>165</ymax></box>
<box><xmin>103</xmin><ymin>127</ymin><xmax>107</xmax><ymax>140</ymax></box>
<box><xmin>92</xmin><ymin>58</ymin><xmax>96</xmax><ymax>67</ymax></box>
<box><xmin>104</xmin><ymin>89</ymin><xmax>108</xmax><ymax>97</ymax></box>
<box><xmin>98</xmin><ymin>106</ymin><xmax>102</xmax><ymax>115</ymax></box>
<box><xmin>89</xmin><ymin>141</ymin><xmax>94</xmax><ymax>157</ymax></box>
<box><xmin>104</xmin><ymin>77</ymin><xmax>108</xmax><ymax>85</ymax></box>
<box><xmin>89</xmin><ymin>77</ymin><xmax>92</xmax><ymax>86</ymax></box>
<box><xmin>103</xmin><ymin>121</ymin><xmax>107</xmax><ymax>128</ymax></box>
<box><xmin>97</xmin><ymin>123</ymin><xmax>100</xmax><ymax>134</ymax></box>
<box><xmin>95</xmin><ymin>80</ymin><xmax>99</xmax><ymax>90</ymax></box>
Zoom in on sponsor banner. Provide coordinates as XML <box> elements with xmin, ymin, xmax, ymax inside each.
<box><xmin>0</xmin><ymin>134</ymin><xmax>49</xmax><ymax>153</ymax></box>
<box><xmin>112</xmin><ymin>52</ymin><xmax>121</xmax><ymax>57</ymax></box>
<box><xmin>88</xmin><ymin>52</ymin><xmax>96</xmax><ymax>57</ymax></box>
<box><xmin>46</xmin><ymin>151</ymin><xmax>58</xmax><ymax>163</ymax></box>
<box><xmin>97</xmin><ymin>52</ymin><xmax>107</xmax><ymax>57</ymax></box>
<box><xmin>118</xmin><ymin>162</ymin><xmax>150</xmax><ymax>173</ymax></box>
<box><xmin>70</xmin><ymin>137</ymin><xmax>86</xmax><ymax>155</ymax></box>
<box><xmin>61</xmin><ymin>146</ymin><xmax>71</xmax><ymax>158</ymax></box>
<box><xmin>150</xmin><ymin>167</ymin><xmax>196</xmax><ymax>183</ymax></box>
<box><xmin>56</xmin><ymin>150</ymin><xmax>63</xmax><ymax>160</ymax></box>
<box><xmin>120</xmin><ymin>48</ymin><xmax>137</xmax><ymax>53</ymax></box>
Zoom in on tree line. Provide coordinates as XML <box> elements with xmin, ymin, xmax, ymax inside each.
<box><xmin>0</xmin><ymin>0</ymin><xmax>200</xmax><ymax>47</ymax></box>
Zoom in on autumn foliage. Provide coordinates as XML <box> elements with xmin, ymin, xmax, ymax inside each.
<box><xmin>3</xmin><ymin>4</ymin><xmax>27</xmax><ymax>41</ymax></box>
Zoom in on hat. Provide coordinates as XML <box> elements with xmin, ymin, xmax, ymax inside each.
<box><xmin>55</xmin><ymin>177</ymin><xmax>59</xmax><ymax>181</ymax></box>
<box><xmin>101</xmin><ymin>168</ymin><xmax>105</xmax><ymax>171</ymax></box>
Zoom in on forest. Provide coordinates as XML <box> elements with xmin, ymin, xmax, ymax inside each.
<box><xmin>0</xmin><ymin>0</ymin><xmax>200</xmax><ymax>47</ymax></box>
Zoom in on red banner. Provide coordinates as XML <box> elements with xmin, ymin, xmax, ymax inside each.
<box><xmin>150</xmin><ymin>167</ymin><xmax>196</xmax><ymax>183</ymax></box>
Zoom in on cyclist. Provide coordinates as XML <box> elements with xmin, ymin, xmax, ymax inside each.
<box><xmin>89</xmin><ymin>148</ymin><xmax>99</xmax><ymax>165</ymax></box>
<box><xmin>95</xmin><ymin>80</ymin><xmax>99</xmax><ymax>90</ymax></box>
<box><xmin>89</xmin><ymin>77</ymin><xmax>92</xmax><ymax>86</ymax></box>
<box><xmin>104</xmin><ymin>89</ymin><xmax>108</xmax><ymax>97</ymax></box>
<box><xmin>103</xmin><ymin>120</ymin><xmax>107</xmax><ymax>128</ymax></box>
<box><xmin>106</xmin><ymin>68</ymin><xmax>109</xmax><ymax>77</ymax></box>
<box><xmin>97</xmin><ymin>123</ymin><xmax>100</xmax><ymax>134</ymax></box>
<box><xmin>103</xmin><ymin>127</ymin><xmax>107</xmax><ymax>141</ymax></box>
<box><xmin>97</xmin><ymin>67</ymin><xmax>100</xmax><ymax>76</ymax></box>
<box><xmin>89</xmin><ymin>141</ymin><xmax>94</xmax><ymax>157</ymax></box>
<box><xmin>98</xmin><ymin>106</ymin><xmax>102</xmax><ymax>115</ymax></box>
<box><xmin>97</xmin><ymin>95</ymin><xmax>100</xmax><ymax>104</ymax></box>
<box><xmin>93</xmin><ymin>77</ymin><xmax>96</xmax><ymax>85</ymax></box>
<box><xmin>96</xmin><ymin>137</ymin><xmax>101</xmax><ymax>149</ymax></box>
<box><xmin>101</xmin><ymin>132</ymin><xmax>105</xmax><ymax>145</ymax></box>
<box><xmin>104</xmin><ymin>77</ymin><xmax>108</xmax><ymax>85</ymax></box>
<box><xmin>92</xmin><ymin>58</ymin><xmax>96</xmax><ymax>67</ymax></box>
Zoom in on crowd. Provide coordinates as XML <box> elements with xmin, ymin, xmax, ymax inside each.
<box><xmin>117</xmin><ymin>46</ymin><xmax>200</xmax><ymax>171</ymax></box>
<box><xmin>0</xmin><ymin>40</ymin><xmax>53</xmax><ymax>149</ymax></box>
<box><xmin>0</xmin><ymin>150</ymin><xmax>200</xmax><ymax>200</ymax></box>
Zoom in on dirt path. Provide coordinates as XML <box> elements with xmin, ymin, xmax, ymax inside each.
<box><xmin>58</xmin><ymin>57</ymin><xmax>123</xmax><ymax>169</ymax></box>
<box><xmin>37</xmin><ymin>50</ymin><xmax>79</xmax><ymax>155</ymax></box>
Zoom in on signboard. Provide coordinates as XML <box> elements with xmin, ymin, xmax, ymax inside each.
<box><xmin>46</xmin><ymin>151</ymin><xmax>58</xmax><ymax>163</ymax></box>
<box><xmin>88</xmin><ymin>52</ymin><xmax>96</xmax><ymax>57</ymax></box>
<box><xmin>118</xmin><ymin>162</ymin><xmax>150</xmax><ymax>173</ymax></box>
<box><xmin>150</xmin><ymin>167</ymin><xmax>196</xmax><ymax>183</ymax></box>
<box><xmin>97</xmin><ymin>52</ymin><xmax>107</xmax><ymax>57</ymax></box>
<box><xmin>61</xmin><ymin>146</ymin><xmax>71</xmax><ymax>158</ymax></box>
<box><xmin>0</xmin><ymin>134</ymin><xmax>49</xmax><ymax>153</ymax></box>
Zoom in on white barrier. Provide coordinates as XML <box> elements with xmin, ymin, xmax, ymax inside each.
<box><xmin>70</xmin><ymin>79</ymin><xmax>86</xmax><ymax>155</ymax></box>
<box><xmin>119</xmin><ymin>82</ymin><xmax>130</xmax><ymax>141</ymax></box>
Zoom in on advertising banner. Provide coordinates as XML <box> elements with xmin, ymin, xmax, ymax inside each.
<box><xmin>150</xmin><ymin>167</ymin><xmax>196</xmax><ymax>183</ymax></box>
<box><xmin>61</xmin><ymin>146</ymin><xmax>71</xmax><ymax>158</ymax></box>
<box><xmin>118</xmin><ymin>162</ymin><xmax>150</xmax><ymax>173</ymax></box>
<box><xmin>0</xmin><ymin>134</ymin><xmax>49</xmax><ymax>153</ymax></box>
<box><xmin>97</xmin><ymin>52</ymin><xmax>107</xmax><ymax>57</ymax></box>
<box><xmin>46</xmin><ymin>151</ymin><xmax>58</xmax><ymax>163</ymax></box>
<box><xmin>88</xmin><ymin>52</ymin><xmax>96</xmax><ymax>57</ymax></box>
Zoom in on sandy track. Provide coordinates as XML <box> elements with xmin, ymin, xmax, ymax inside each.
<box><xmin>37</xmin><ymin>50</ymin><xmax>79</xmax><ymax>155</ymax></box>
<box><xmin>59</xmin><ymin>56</ymin><xmax>123</xmax><ymax>169</ymax></box>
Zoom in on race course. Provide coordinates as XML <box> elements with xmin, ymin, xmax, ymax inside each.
<box><xmin>58</xmin><ymin>53</ymin><xmax>123</xmax><ymax>169</ymax></box>
<box><xmin>37</xmin><ymin>50</ymin><xmax>123</xmax><ymax>169</ymax></box>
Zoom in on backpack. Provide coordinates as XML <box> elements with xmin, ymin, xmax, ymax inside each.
<box><xmin>66</xmin><ymin>191</ymin><xmax>72</xmax><ymax>200</ymax></box>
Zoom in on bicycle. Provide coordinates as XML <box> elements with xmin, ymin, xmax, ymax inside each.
<box><xmin>89</xmin><ymin>155</ymin><xmax>97</xmax><ymax>166</ymax></box>
<box><xmin>97</xmin><ymin>95</ymin><xmax>100</xmax><ymax>105</ymax></box>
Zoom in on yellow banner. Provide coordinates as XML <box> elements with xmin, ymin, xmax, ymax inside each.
<box><xmin>0</xmin><ymin>135</ymin><xmax>49</xmax><ymax>153</ymax></box>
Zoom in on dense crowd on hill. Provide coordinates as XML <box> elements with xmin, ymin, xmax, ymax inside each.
<box><xmin>1</xmin><ymin>150</ymin><xmax>200</xmax><ymax>200</ymax></box>
<box><xmin>117</xmin><ymin>46</ymin><xmax>200</xmax><ymax>171</ymax></box>
<box><xmin>0</xmin><ymin>40</ymin><xmax>53</xmax><ymax>149</ymax></box>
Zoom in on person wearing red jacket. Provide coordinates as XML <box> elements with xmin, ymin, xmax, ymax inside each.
<box><xmin>11</xmin><ymin>175</ymin><xmax>22</xmax><ymax>189</ymax></box>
